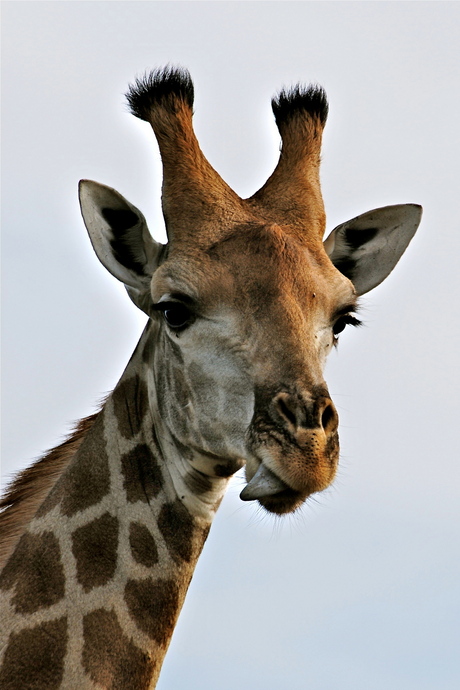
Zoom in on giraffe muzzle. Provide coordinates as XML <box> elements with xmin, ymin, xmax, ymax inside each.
<box><xmin>241</xmin><ymin>387</ymin><xmax>340</xmax><ymax>513</ymax></box>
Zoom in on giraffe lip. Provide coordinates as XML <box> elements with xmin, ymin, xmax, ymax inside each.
<box><xmin>239</xmin><ymin>463</ymin><xmax>289</xmax><ymax>501</ymax></box>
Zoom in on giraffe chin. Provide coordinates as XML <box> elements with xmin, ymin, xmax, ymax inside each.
<box><xmin>257</xmin><ymin>488</ymin><xmax>307</xmax><ymax>515</ymax></box>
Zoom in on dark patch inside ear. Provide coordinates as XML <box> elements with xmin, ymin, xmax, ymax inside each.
<box><xmin>333</xmin><ymin>256</ymin><xmax>356</xmax><ymax>281</ymax></box>
<box><xmin>101</xmin><ymin>208</ymin><xmax>147</xmax><ymax>277</ymax></box>
<box><xmin>272</xmin><ymin>84</ymin><xmax>328</xmax><ymax>127</ymax></box>
<box><xmin>345</xmin><ymin>227</ymin><xmax>378</xmax><ymax>250</ymax></box>
<box><xmin>102</xmin><ymin>207</ymin><xmax>139</xmax><ymax>232</ymax></box>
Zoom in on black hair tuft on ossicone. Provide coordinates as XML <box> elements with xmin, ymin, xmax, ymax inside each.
<box><xmin>126</xmin><ymin>66</ymin><xmax>194</xmax><ymax>121</ymax></box>
<box><xmin>272</xmin><ymin>84</ymin><xmax>329</xmax><ymax>128</ymax></box>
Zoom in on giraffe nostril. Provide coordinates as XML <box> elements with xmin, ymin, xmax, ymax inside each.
<box><xmin>276</xmin><ymin>395</ymin><xmax>298</xmax><ymax>428</ymax></box>
<box><xmin>321</xmin><ymin>401</ymin><xmax>337</xmax><ymax>433</ymax></box>
<box><xmin>273</xmin><ymin>391</ymin><xmax>338</xmax><ymax>433</ymax></box>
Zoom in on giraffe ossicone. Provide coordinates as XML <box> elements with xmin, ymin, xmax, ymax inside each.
<box><xmin>0</xmin><ymin>66</ymin><xmax>422</xmax><ymax>689</ymax></box>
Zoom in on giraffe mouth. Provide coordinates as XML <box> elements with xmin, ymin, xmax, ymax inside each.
<box><xmin>239</xmin><ymin>462</ymin><xmax>305</xmax><ymax>515</ymax></box>
<box><xmin>240</xmin><ymin>462</ymin><xmax>288</xmax><ymax>500</ymax></box>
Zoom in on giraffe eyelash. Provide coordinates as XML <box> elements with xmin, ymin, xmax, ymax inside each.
<box><xmin>332</xmin><ymin>312</ymin><xmax>362</xmax><ymax>346</ymax></box>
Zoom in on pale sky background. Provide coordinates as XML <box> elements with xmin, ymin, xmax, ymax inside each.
<box><xmin>2</xmin><ymin>2</ymin><xmax>459</xmax><ymax>689</ymax></box>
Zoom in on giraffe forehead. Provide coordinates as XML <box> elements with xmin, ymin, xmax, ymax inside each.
<box><xmin>154</xmin><ymin>224</ymin><xmax>349</xmax><ymax>313</ymax></box>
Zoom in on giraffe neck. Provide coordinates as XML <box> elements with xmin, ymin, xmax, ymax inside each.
<box><xmin>0</xmin><ymin>325</ymin><xmax>230</xmax><ymax>689</ymax></box>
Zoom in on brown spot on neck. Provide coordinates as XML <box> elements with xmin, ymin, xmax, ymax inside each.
<box><xmin>129</xmin><ymin>522</ymin><xmax>159</xmax><ymax>568</ymax></box>
<box><xmin>82</xmin><ymin>608</ymin><xmax>154</xmax><ymax>689</ymax></box>
<box><xmin>124</xmin><ymin>577</ymin><xmax>180</xmax><ymax>646</ymax></box>
<box><xmin>120</xmin><ymin>443</ymin><xmax>163</xmax><ymax>503</ymax></box>
<box><xmin>71</xmin><ymin>512</ymin><xmax>119</xmax><ymax>592</ymax></box>
<box><xmin>157</xmin><ymin>499</ymin><xmax>196</xmax><ymax>563</ymax></box>
<box><xmin>0</xmin><ymin>617</ymin><xmax>67</xmax><ymax>689</ymax></box>
<box><xmin>0</xmin><ymin>531</ymin><xmax>65</xmax><ymax>614</ymax></box>
<box><xmin>112</xmin><ymin>374</ymin><xmax>149</xmax><ymax>440</ymax></box>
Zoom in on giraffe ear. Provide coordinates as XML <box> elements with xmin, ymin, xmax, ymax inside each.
<box><xmin>323</xmin><ymin>204</ymin><xmax>422</xmax><ymax>295</ymax></box>
<box><xmin>79</xmin><ymin>180</ymin><xmax>163</xmax><ymax>309</ymax></box>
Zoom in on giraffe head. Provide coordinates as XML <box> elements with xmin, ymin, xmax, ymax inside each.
<box><xmin>79</xmin><ymin>68</ymin><xmax>421</xmax><ymax>515</ymax></box>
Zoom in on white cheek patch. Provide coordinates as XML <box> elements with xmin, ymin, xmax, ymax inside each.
<box><xmin>165</xmin><ymin>318</ymin><xmax>256</xmax><ymax>460</ymax></box>
<box><xmin>189</xmin><ymin>349</ymin><xmax>255</xmax><ymax>455</ymax></box>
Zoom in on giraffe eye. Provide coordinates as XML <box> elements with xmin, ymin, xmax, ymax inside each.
<box><xmin>332</xmin><ymin>313</ymin><xmax>362</xmax><ymax>337</ymax></box>
<box><xmin>153</xmin><ymin>301</ymin><xmax>194</xmax><ymax>331</ymax></box>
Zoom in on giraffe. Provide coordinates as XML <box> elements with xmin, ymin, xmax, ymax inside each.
<box><xmin>0</xmin><ymin>67</ymin><xmax>422</xmax><ymax>689</ymax></box>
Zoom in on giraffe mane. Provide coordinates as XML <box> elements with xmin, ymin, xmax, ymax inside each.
<box><xmin>0</xmin><ymin>410</ymin><xmax>100</xmax><ymax>567</ymax></box>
